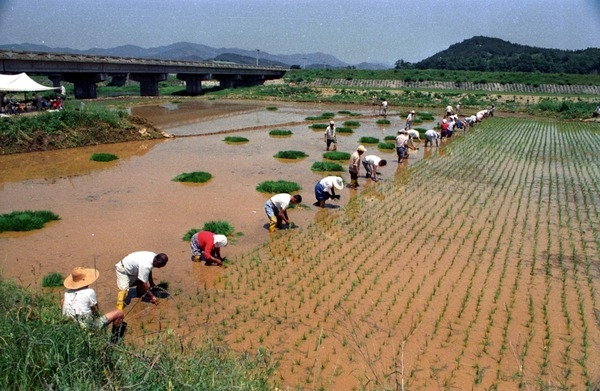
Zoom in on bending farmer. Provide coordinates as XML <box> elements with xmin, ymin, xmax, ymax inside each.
<box><xmin>115</xmin><ymin>251</ymin><xmax>168</xmax><ymax>310</ymax></box>
<box><xmin>190</xmin><ymin>231</ymin><xmax>228</xmax><ymax>266</ymax></box>
<box><xmin>314</xmin><ymin>176</ymin><xmax>344</xmax><ymax>207</ymax></box>
<box><xmin>264</xmin><ymin>193</ymin><xmax>302</xmax><ymax>232</ymax></box>
<box><xmin>62</xmin><ymin>267</ymin><xmax>126</xmax><ymax>342</ymax></box>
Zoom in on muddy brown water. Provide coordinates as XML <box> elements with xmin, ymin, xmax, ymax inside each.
<box><xmin>0</xmin><ymin>99</ymin><xmax>444</xmax><ymax>387</ymax></box>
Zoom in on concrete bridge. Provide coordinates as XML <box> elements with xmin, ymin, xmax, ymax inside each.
<box><xmin>0</xmin><ymin>50</ymin><xmax>288</xmax><ymax>99</ymax></box>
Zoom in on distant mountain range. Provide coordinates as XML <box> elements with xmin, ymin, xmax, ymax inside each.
<box><xmin>0</xmin><ymin>41</ymin><xmax>389</xmax><ymax>70</ymax></box>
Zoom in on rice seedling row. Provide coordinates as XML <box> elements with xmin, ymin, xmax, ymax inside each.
<box><xmin>158</xmin><ymin>118</ymin><xmax>600</xmax><ymax>390</ymax></box>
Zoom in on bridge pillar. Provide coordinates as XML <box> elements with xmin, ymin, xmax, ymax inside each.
<box><xmin>109</xmin><ymin>74</ymin><xmax>128</xmax><ymax>87</ymax></box>
<box><xmin>129</xmin><ymin>73</ymin><xmax>167</xmax><ymax>96</ymax></box>
<box><xmin>62</xmin><ymin>73</ymin><xmax>108</xmax><ymax>99</ymax></box>
<box><xmin>215</xmin><ymin>75</ymin><xmax>241</xmax><ymax>89</ymax></box>
<box><xmin>47</xmin><ymin>74</ymin><xmax>63</xmax><ymax>88</ymax></box>
<box><xmin>176</xmin><ymin>74</ymin><xmax>212</xmax><ymax>95</ymax></box>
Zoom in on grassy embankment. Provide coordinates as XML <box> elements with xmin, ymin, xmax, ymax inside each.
<box><xmin>0</xmin><ymin>277</ymin><xmax>275</xmax><ymax>390</ymax></box>
<box><xmin>0</xmin><ymin>107</ymin><xmax>164</xmax><ymax>155</ymax></box>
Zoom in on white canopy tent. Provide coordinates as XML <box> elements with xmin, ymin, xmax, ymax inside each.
<box><xmin>0</xmin><ymin>73</ymin><xmax>57</xmax><ymax>92</ymax></box>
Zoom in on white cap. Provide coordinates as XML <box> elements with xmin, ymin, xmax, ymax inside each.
<box><xmin>214</xmin><ymin>234</ymin><xmax>228</xmax><ymax>248</ymax></box>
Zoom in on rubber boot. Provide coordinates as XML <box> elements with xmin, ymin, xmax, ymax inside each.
<box><xmin>111</xmin><ymin>321</ymin><xmax>127</xmax><ymax>343</ymax></box>
<box><xmin>191</xmin><ymin>254</ymin><xmax>201</xmax><ymax>262</ymax></box>
<box><xmin>269</xmin><ymin>217</ymin><xmax>278</xmax><ymax>232</ymax></box>
<box><xmin>116</xmin><ymin>290</ymin><xmax>128</xmax><ymax>310</ymax></box>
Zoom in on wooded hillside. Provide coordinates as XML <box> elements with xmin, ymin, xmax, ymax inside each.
<box><xmin>396</xmin><ymin>36</ymin><xmax>600</xmax><ymax>74</ymax></box>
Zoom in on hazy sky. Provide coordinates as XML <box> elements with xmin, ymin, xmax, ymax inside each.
<box><xmin>0</xmin><ymin>0</ymin><xmax>598</xmax><ymax>66</ymax></box>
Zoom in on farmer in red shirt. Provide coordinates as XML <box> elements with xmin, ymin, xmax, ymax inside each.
<box><xmin>190</xmin><ymin>231</ymin><xmax>228</xmax><ymax>266</ymax></box>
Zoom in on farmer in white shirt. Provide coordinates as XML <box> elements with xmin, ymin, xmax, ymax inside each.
<box><xmin>115</xmin><ymin>251</ymin><xmax>168</xmax><ymax>310</ymax></box>
<box><xmin>314</xmin><ymin>176</ymin><xmax>344</xmax><ymax>207</ymax></box>
<box><xmin>264</xmin><ymin>193</ymin><xmax>302</xmax><ymax>232</ymax></box>
<box><xmin>424</xmin><ymin>129</ymin><xmax>441</xmax><ymax>147</ymax></box>
<box><xmin>63</xmin><ymin>266</ymin><xmax>126</xmax><ymax>342</ymax></box>
<box><xmin>362</xmin><ymin>154</ymin><xmax>387</xmax><ymax>181</ymax></box>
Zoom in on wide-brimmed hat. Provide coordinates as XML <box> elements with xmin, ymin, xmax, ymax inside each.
<box><xmin>329</xmin><ymin>120</ymin><xmax>335</xmax><ymax>125</ymax></box>
<box><xmin>333</xmin><ymin>177</ymin><xmax>344</xmax><ymax>190</ymax></box>
<box><xmin>64</xmin><ymin>267</ymin><xmax>99</xmax><ymax>290</ymax></box>
<box><xmin>398</xmin><ymin>129</ymin><xmax>407</xmax><ymax>134</ymax></box>
<box><xmin>214</xmin><ymin>234</ymin><xmax>228</xmax><ymax>248</ymax></box>
<box><xmin>357</xmin><ymin>145</ymin><xmax>366</xmax><ymax>152</ymax></box>
<box><xmin>410</xmin><ymin>110</ymin><xmax>415</xmax><ymax>114</ymax></box>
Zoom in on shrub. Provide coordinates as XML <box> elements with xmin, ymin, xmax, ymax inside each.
<box><xmin>224</xmin><ymin>136</ymin><xmax>249</xmax><ymax>143</ymax></box>
<box><xmin>274</xmin><ymin>150</ymin><xmax>308</xmax><ymax>159</ymax></box>
<box><xmin>376</xmin><ymin>119</ymin><xmax>391</xmax><ymax>125</ymax></box>
<box><xmin>359</xmin><ymin>136</ymin><xmax>380</xmax><ymax>144</ymax></box>
<box><xmin>90</xmin><ymin>153</ymin><xmax>118</xmax><ymax>162</ymax></box>
<box><xmin>256</xmin><ymin>180</ymin><xmax>302</xmax><ymax>194</ymax></box>
<box><xmin>172</xmin><ymin>171</ymin><xmax>212</xmax><ymax>183</ymax></box>
<box><xmin>266</xmin><ymin>106</ymin><xmax>278</xmax><ymax>111</ymax></box>
<box><xmin>323</xmin><ymin>151</ymin><xmax>351</xmax><ymax>160</ymax></box>
<box><xmin>0</xmin><ymin>210</ymin><xmax>60</xmax><ymax>232</ymax></box>
<box><xmin>41</xmin><ymin>272</ymin><xmax>64</xmax><ymax>288</ymax></box>
<box><xmin>342</xmin><ymin>120</ymin><xmax>361</xmax><ymax>127</ymax></box>
<box><xmin>384</xmin><ymin>135</ymin><xmax>396</xmax><ymax>141</ymax></box>
<box><xmin>309</xmin><ymin>123</ymin><xmax>328</xmax><ymax>130</ymax></box>
<box><xmin>311</xmin><ymin>162</ymin><xmax>345</xmax><ymax>172</ymax></box>
<box><xmin>269</xmin><ymin>129</ymin><xmax>293</xmax><ymax>136</ymax></box>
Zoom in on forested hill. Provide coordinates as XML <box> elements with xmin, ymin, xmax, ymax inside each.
<box><xmin>400</xmin><ymin>36</ymin><xmax>600</xmax><ymax>74</ymax></box>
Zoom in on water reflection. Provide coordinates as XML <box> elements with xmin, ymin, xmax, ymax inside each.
<box><xmin>0</xmin><ymin>139</ymin><xmax>165</xmax><ymax>185</ymax></box>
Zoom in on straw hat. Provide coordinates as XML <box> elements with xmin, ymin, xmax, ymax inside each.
<box><xmin>63</xmin><ymin>267</ymin><xmax>99</xmax><ymax>290</ymax></box>
<box><xmin>333</xmin><ymin>176</ymin><xmax>344</xmax><ymax>190</ymax></box>
<box><xmin>329</xmin><ymin>120</ymin><xmax>335</xmax><ymax>125</ymax></box>
<box><xmin>410</xmin><ymin>110</ymin><xmax>415</xmax><ymax>114</ymax></box>
<box><xmin>357</xmin><ymin>145</ymin><xmax>366</xmax><ymax>152</ymax></box>
<box><xmin>214</xmin><ymin>234</ymin><xmax>228</xmax><ymax>248</ymax></box>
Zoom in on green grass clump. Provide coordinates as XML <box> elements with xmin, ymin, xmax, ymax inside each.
<box><xmin>90</xmin><ymin>153</ymin><xmax>118</xmax><ymax>162</ymax></box>
<box><xmin>0</xmin><ymin>210</ymin><xmax>60</xmax><ymax>232</ymax></box>
<box><xmin>359</xmin><ymin>136</ymin><xmax>380</xmax><ymax>144</ymax></box>
<box><xmin>269</xmin><ymin>129</ymin><xmax>293</xmax><ymax>136</ymax></box>
<box><xmin>172</xmin><ymin>171</ymin><xmax>212</xmax><ymax>183</ymax></box>
<box><xmin>182</xmin><ymin>220</ymin><xmax>237</xmax><ymax>241</ymax></box>
<box><xmin>311</xmin><ymin>162</ymin><xmax>345</xmax><ymax>172</ymax></box>
<box><xmin>376</xmin><ymin>119</ymin><xmax>391</xmax><ymax>125</ymax></box>
<box><xmin>0</xmin><ymin>278</ymin><xmax>275</xmax><ymax>390</ymax></box>
<box><xmin>323</xmin><ymin>151</ymin><xmax>351</xmax><ymax>160</ymax></box>
<box><xmin>256</xmin><ymin>180</ymin><xmax>302</xmax><ymax>194</ymax></box>
<box><xmin>274</xmin><ymin>150</ymin><xmax>308</xmax><ymax>159</ymax></box>
<box><xmin>336</xmin><ymin>127</ymin><xmax>354</xmax><ymax>134</ymax></box>
<box><xmin>309</xmin><ymin>123</ymin><xmax>328</xmax><ymax>130</ymax></box>
<box><xmin>306</xmin><ymin>112</ymin><xmax>335</xmax><ymax>121</ymax></box>
<box><xmin>224</xmin><ymin>136</ymin><xmax>249</xmax><ymax>143</ymax></box>
<box><xmin>418</xmin><ymin>112</ymin><xmax>435</xmax><ymax>120</ymax></box>
<box><xmin>384</xmin><ymin>135</ymin><xmax>396</xmax><ymax>141</ymax></box>
<box><xmin>266</xmin><ymin>106</ymin><xmax>278</xmax><ymax>111</ymax></box>
<box><xmin>337</xmin><ymin>110</ymin><xmax>351</xmax><ymax>115</ymax></box>
<box><xmin>343</xmin><ymin>120</ymin><xmax>361</xmax><ymax>127</ymax></box>
<box><xmin>377</xmin><ymin>142</ymin><xmax>396</xmax><ymax>150</ymax></box>
<box><xmin>41</xmin><ymin>272</ymin><xmax>64</xmax><ymax>288</ymax></box>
